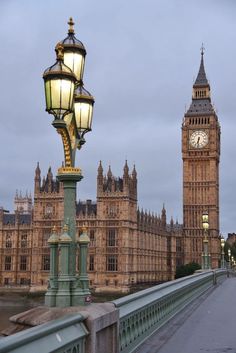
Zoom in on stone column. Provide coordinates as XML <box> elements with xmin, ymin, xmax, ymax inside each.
<box><xmin>45</xmin><ymin>227</ymin><xmax>59</xmax><ymax>307</ymax></box>
<box><xmin>72</xmin><ymin>228</ymin><xmax>91</xmax><ymax>306</ymax></box>
<box><xmin>56</xmin><ymin>225</ymin><xmax>72</xmax><ymax>307</ymax></box>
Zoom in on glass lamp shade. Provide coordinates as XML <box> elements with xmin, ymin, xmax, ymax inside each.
<box><xmin>63</xmin><ymin>51</ymin><xmax>85</xmax><ymax>83</ymax></box>
<box><xmin>202</xmin><ymin>222</ymin><xmax>209</xmax><ymax>230</ymax></box>
<box><xmin>60</xmin><ymin>20</ymin><xmax>87</xmax><ymax>82</ymax></box>
<box><xmin>202</xmin><ymin>212</ymin><xmax>208</xmax><ymax>223</ymax></box>
<box><xmin>74</xmin><ymin>85</ymin><xmax>94</xmax><ymax>134</ymax></box>
<box><xmin>43</xmin><ymin>51</ymin><xmax>76</xmax><ymax>120</ymax></box>
<box><xmin>228</xmin><ymin>249</ymin><xmax>231</xmax><ymax>256</ymax></box>
<box><xmin>221</xmin><ymin>237</ymin><xmax>225</xmax><ymax>248</ymax></box>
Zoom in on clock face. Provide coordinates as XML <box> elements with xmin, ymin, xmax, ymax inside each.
<box><xmin>190</xmin><ymin>130</ymin><xmax>208</xmax><ymax>148</ymax></box>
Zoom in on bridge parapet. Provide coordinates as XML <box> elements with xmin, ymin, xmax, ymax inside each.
<box><xmin>112</xmin><ymin>269</ymin><xmax>227</xmax><ymax>353</ymax></box>
<box><xmin>0</xmin><ymin>313</ymin><xmax>88</xmax><ymax>353</ymax></box>
<box><xmin>0</xmin><ymin>270</ymin><xmax>227</xmax><ymax>353</ymax></box>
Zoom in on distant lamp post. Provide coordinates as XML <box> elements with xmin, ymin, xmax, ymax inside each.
<box><xmin>43</xmin><ymin>18</ymin><xmax>94</xmax><ymax>307</ymax></box>
<box><xmin>228</xmin><ymin>248</ymin><xmax>231</xmax><ymax>269</ymax></box>
<box><xmin>202</xmin><ymin>211</ymin><xmax>211</xmax><ymax>270</ymax></box>
<box><xmin>220</xmin><ymin>236</ymin><xmax>225</xmax><ymax>268</ymax></box>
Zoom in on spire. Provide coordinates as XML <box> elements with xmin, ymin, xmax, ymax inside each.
<box><xmin>123</xmin><ymin>160</ymin><xmax>129</xmax><ymax>176</ymax></box>
<box><xmin>186</xmin><ymin>46</ymin><xmax>214</xmax><ymax>116</ymax></box>
<box><xmin>161</xmin><ymin>204</ymin><xmax>166</xmax><ymax>228</ymax></box>
<box><xmin>194</xmin><ymin>44</ymin><xmax>208</xmax><ymax>87</ymax></box>
<box><xmin>170</xmin><ymin>216</ymin><xmax>174</xmax><ymax>229</ymax></box>
<box><xmin>48</xmin><ymin>166</ymin><xmax>53</xmax><ymax>180</ymax></box>
<box><xmin>35</xmin><ymin>162</ymin><xmax>41</xmax><ymax>178</ymax></box>
<box><xmin>98</xmin><ymin>160</ymin><xmax>103</xmax><ymax>175</ymax></box>
<box><xmin>97</xmin><ymin>161</ymin><xmax>103</xmax><ymax>195</ymax></box>
<box><xmin>107</xmin><ymin>165</ymin><xmax>112</xmax><ymax>178</ymax></box>
<box><xmin>132</xmin><ymin>164</ymin><xmax>137</xmax><ymax>179</ymax></box>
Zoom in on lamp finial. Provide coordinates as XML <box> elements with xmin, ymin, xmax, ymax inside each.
<box><xmin>201</xmin><ymin>43</ymin><xmax>205</xmax><ymax>57</ymax></box>
<box><xmin>63</xmin><ymin>224</ymin><xmax>69</xmax><ymax>233</ymax></box>
<box><xmin>68</xmin><ymin>17</ymin><xmax>75</xmax><ymax>34</ymax></box>
<box><xmin>55</xmin><ymin>43</ymin><xmax>64</xmax><ymax>61</ymax></box>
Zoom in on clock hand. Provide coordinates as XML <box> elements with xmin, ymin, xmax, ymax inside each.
<box><xmin>197</xmin><ymin>136</ymin><xmax>200</xmax><ymax>145</ymax></box>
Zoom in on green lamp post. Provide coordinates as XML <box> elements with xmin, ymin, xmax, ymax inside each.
<box><xmin>45</xmin><ymin>227</ymin><xmax>59</xmax><ymax>307</ymax></box>
<box><xmin>73</xmin><ymin>227</ymin><xmax>91</xmax><ymax>305</ymax></box>
<box><xmin>43</xmin><ymin>18</ymin><xmax>94</xmax><ymax>307</ymax></box>
<box><xmin>228</xmin><ymin>248</ymin><xmax>231</xmax><ymax>269</ymax></box>
<box><xmin>220</xmin><ymin>236</ymin><xmax>225</xmax><ymax>269</ymax></box>
<box><xmin>202</xmin><ymin>211</ymin><xmax>211</xmax><ymax>270</ymax></box>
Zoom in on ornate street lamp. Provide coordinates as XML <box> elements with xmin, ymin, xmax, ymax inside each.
<box><xmin>220</xmin><ymin>236</ymin><xmax>225</xmax><ymax>268</ymax></box>
<box><xmin>202</xmin><ymin>211</ymin><xmax>211</xmax><ymax>270</ymax></box>
<box><xmin>228</xmin><ymin>248</ymin><xmax>231</xmax><ymax>269</ymax></box>
<box><xmin>43</xmin><ymin>18</ymin><xmax>94</xmax><ymax>307</ymax></box>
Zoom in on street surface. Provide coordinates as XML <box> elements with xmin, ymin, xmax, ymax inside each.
<box><xmin>136</xmin><ymin>277</ymin><xmax>236</xmax><ymax>353</ymax></box>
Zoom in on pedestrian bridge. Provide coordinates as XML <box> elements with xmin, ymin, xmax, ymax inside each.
<box><xmin>0</xmin><ymin>270</ymin><xmax>230</xmax><ymax>353</ymax></box>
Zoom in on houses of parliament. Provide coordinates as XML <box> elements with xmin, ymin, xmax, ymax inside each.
<box><xmin>0</xmin><ymin>51</ymin><xmax>221</xmax><ymax>293</ymax></box>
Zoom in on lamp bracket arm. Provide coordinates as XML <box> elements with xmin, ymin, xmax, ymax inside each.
<box><xmin>56</xmin><ymin>127</ymin><xmax>73</xmax><ymax>167</ymax></box>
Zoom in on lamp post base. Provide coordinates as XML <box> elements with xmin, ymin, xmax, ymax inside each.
<box><xmin>45</xmin><ymin>288</ymin><xmax>58</xmax><ymax>307</ymax></box>
<box><xmin>71</xmin><ymin>278</ymin><xmax>91</xmax><ymax>306</ymax></box>
<box><xmin>56</xmin><ymin>278</ymin><xmax>72</xmax><ymax>307</ymax></box>
<box><xmin>71</xmin><ymin>290</ymin><xmax>91</xmax><ymax>306</ymax></box>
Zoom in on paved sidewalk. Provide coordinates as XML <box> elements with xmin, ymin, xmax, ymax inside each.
<box><xmin>136</xmin><ymin>277</ymin><xmax>236</xmax><ymax>353</ymax></box>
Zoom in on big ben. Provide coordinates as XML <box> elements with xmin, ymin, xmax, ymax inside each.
<box><xmin>182</xmin><ymin>48</ymin><xmax>220</xmax><ymax>268</ymax></box>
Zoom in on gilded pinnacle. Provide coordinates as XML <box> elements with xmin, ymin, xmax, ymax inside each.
<box><xmin>201</xmin><ymin>43</ymin><xmax>205</xmax><ymax>56</ymax></box>
<box><xmin>63</xmin><ymin>224</ymin><xmax>69</xmax><ymax>233</ymax></box>
<box><xmin>82</xmin><ymin>226</ymin><xmax>87</xmax><ymax>233</ymax></box>
<box><xmin>68</xmin><ymin>17</ymin><xmax>75</xmax><ymax>34</ymax></box>
<box><xmin>55</xmin><ymin>43</ymin><xmax>64</xmax><ymax>61</ymax></box>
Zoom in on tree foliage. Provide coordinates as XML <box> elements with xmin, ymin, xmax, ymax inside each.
<box><xmin>224</xmin><ymin>241</ymin><xmax>236</xmax><ymax>262</ymax></box>
<box><xmin>175</xmin><ymin>262</ymin><xmax>201</xmax><ymax>279</ymax></box>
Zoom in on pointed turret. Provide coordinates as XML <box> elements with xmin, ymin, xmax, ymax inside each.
<box><xmin>47</xmin><ymin>167</ymin><xmax>53</xmax><ymax>192</ymax></box>
<box><xmin>107</xmin><ymin>165</ymin><xmax>112</xmax><ymax>179</ymax></box>
<box><xmin>34</xmin><ymin>163</ymin><xmax>41</xmax><ymax>194</ymax></box>
<box><xmin>98</xmin><ymin>160</ymin><xmax>103</xmax><ymax>176</ymax></box>
<box><xmin>97</xmin><ymin>161</ymin><xmax>103</xmax><ymax>195</ymax></box>
<box><xmin>47</xmin><ymin>166</ymin><xmax>53</xmax><ymax>180</ymax></box>
<box><xmin>132</xmin><ymin>165</ymin><xmax>137</xmax><ymax>179</ymax></box>
<box><xmin>123</xmin><ymin>160</ymin><xmax>129</xmax><ymax>177</ymax></box>
<box><xmin>35</xmin><ymin>162</ymin><xmax>41</xmax><ymax>178</ymax></box>
<box><xmin>170</xmin><ymin>216</ymin><xmax>174</xmax><ymax>230</ymax></box>
<box><xmin>161</xmin><ymin>204</ymin><xmax>166</xmax><ymax>229</ymax></box>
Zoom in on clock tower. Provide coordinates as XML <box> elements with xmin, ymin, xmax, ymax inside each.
<box><xmin>182</xmin><ymin>49</ymin><xmax>220</xmax><ymax>268</ymax></box>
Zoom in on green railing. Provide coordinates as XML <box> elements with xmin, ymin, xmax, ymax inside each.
<box><xmin>0</xmin><ymin>314</ymin><xmax>88</xmax><ymax>353</ymax></box>
<box><xmin>112</xmin><ymin>269</ymin><xmax>227</xmax><ymax>353</ymax></box>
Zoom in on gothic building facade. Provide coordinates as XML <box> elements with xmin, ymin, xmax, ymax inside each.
<box><xmin>0</xmin><ymin>162</ymin><xmax>183</xmax><ymax>293</ymax></box>
<box><xmin>0</xmin><ymin>51</ymin><xmax>221</xmax><ymax>294</ymax></box>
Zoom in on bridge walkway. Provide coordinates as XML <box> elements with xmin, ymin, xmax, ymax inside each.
<box><xmin>136</xmin><ymin>277</ymin><xmax>236</xmax><ymax>353</ymax></box>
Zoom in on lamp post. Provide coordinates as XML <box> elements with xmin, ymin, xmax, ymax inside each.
<box><xmin>43</xmin><ymin>18</ymin><xmax>94</xmax><ymax>307</ymax></box>
<box><xmin>228</xmin><ymin>248</ymin><xmax>231</xmax><ymax>269</ymax></box>
<box><xmin>202</xmin><ymin>211</ymin><xmax>211</xmax><ymax>270</ymax></box>
<box><xmin>231</xmin><ymin>256</ymin><xmax>234</xmax><ymax>270</ymax></box>
<box><xmin>220</xmin><ymin>236</ymin><xmax>225</xmax><ymax>268</ymax></box>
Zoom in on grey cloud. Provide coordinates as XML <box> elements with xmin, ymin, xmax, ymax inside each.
<box><xmin>0</xmin><ymin>0</ymin><xmax>235</xmax><ymax>235</ymax></box>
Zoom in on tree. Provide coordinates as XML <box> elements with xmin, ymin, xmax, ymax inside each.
<box><xmin>175</xmin><ymin>262</ymin><xmax>201</xmax><ymax>279</ymax></box>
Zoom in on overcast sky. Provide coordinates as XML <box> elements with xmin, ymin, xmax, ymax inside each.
<box><xmin>0</xmin><ymin>0</ymin><xmax>236</xmax><ymax>236</ymax></box>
